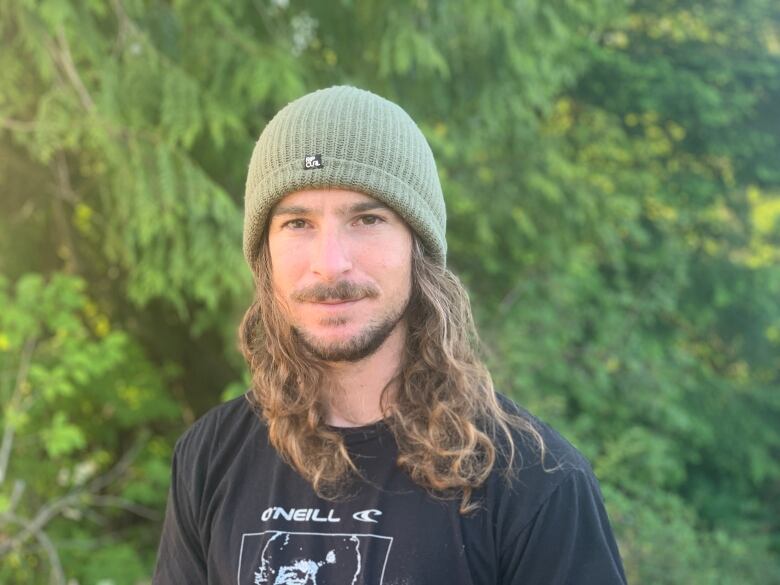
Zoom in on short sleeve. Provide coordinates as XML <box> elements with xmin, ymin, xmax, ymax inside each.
<box><xmin>499</xmin><ymin>468</ymin><xmax>627</xmax><ymax>584</ymax></box>
<box><xmin>152</xmin><ymin>437</ymin><xmax>208</xmax><ymax>585</ymax></box>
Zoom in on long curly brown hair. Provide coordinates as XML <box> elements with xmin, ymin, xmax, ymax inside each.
<box><xmin>238</xmin><ymin>236</ymin><xmax>545</xmax><ymax>513</ymax></box>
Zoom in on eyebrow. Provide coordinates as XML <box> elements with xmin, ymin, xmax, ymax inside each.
<box><xmin>271</xmin><ymin>205</ymin><xmax>309</xmax><ymax>218</ymax></box>
<box><xmin>270</xmin><ymin>200</ymin><xmax>391</xmax><ymax>218</ymax></box>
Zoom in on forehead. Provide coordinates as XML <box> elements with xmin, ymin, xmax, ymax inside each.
<box><xmin>270</xmin><ymin>189</ymin><xmax>391</xmax><ymax>216</ymax></box>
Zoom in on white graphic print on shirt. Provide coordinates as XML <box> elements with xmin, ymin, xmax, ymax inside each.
<box><xmin>237</xmin><ymin>531</ymin><xmax>393</xmax><ymax>585</ymax></box>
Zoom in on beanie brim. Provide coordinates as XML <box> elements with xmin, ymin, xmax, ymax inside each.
<box><xmin>243</xmin><ymin>157</ymin><xmax>446</xmax><ymax>270</ymax></box>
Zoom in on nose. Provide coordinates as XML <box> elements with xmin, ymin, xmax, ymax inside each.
<box><xmin>310</xmin><ymin>224</ymin><xmax>352</xmax><ymax>281</ymax></box>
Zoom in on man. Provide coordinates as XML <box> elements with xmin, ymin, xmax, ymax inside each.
<box><xmin>153</xmin><ymin>85</ymin><xmax>627</xmax><ymax>584</ymax></box>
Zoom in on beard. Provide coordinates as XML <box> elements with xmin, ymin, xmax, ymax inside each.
<box><xmin>292</xmin><ymin>307</ymin><xmax>406</xmax><ymax>363</ymax></box>
<box><xmin>284</xmin><ymin>280</ymin><xmax>410</xmax><ymax>363</ymax></box>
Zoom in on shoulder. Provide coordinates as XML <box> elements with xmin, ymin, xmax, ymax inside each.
<box><xmin>173</xmin><ymin>392</ymin><xmax>265</xmax><ymax>467</ymax></box>
<box><xmin>494</xmin><ymin>391</ymin><xmax>590</xmax><ymax>474</ymax></box>
<box><xmin>488</xmin><ymin>394</ymin><xmax>628</xmax><ymax>583</ymax></box>
<box><xmin>485</xmin><ymin>392</ymin><xmax>599</xmax><ymax>529</ymax></box>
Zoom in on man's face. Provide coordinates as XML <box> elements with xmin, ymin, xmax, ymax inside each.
<box><xmin>267</xmin><ymin>189</ymin><xmax>413</xmax><ymax>362</ymax></box>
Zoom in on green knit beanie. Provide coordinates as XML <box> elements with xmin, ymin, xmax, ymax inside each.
<box><xmin>243</xmin><ymin>85</ymin><xmax>447</xmax><ymax>272</ymax></box>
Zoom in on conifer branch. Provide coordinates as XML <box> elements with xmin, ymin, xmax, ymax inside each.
<box><xmin>52</xmin><ymin>153</ymin><xmax>82</xmax><ymax>275</ymax></box>
<box><xmin>46</xmin><ymin>27</ymin><xmax>96</xmax><ymax>113</ymax></box>
<box><xmin>88</xmin><ymin>495</ymin><xmax>160</xmax><ymax>521</ymax></box>
<box><xmin>110</xmin><ymin>0</ymin><xmax>132</xmax><ymax>57</ymax></box>
<box><xmin>0</xmin><ymin>118</ymin><xmax>36</xmax><ymax>132</ymax></box>
<box><xmin>0</xmin><ymin>337</ymin><xmax>37</xmax><ymax>486</ymax></box>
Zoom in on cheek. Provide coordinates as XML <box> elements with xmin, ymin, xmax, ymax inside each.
<box><xmin>365</xmin><ymin>244</ymin><xmax>412</xmax><ymax>292</ymax></box>
<box><xmin>268</xmin><ymin>243</ymin><xmax>305</xmax><ymax>294</ymax></box>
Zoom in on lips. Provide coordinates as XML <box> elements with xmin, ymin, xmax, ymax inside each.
<box><xmin>317</xmin><ymin>299</ymin><xmax>355</xmax><ymax>304</ymax></box>
<box><xmin>308</xmin><ymin>298</ymin><xmax>361</xmax><ymax>309</ymax></box>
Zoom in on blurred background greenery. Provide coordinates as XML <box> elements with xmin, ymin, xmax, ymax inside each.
<box><xmin>1</xmin><ymin>0</ymin><xmax>779</xmax><ymax>583</ymax></box>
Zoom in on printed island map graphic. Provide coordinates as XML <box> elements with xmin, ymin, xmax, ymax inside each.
<box><xmin>238</xmin><ymin>531</ymin><xmax>393</xmax><ymax>585</ymax></box>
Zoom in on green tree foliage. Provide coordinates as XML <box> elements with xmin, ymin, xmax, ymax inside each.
<box><xmin>1</xmin><ymin>0</ymin><xmax>778</xmax><ymax>582</ymax></box>
<box><xmin>0</xmin><ymin>273</ymin><xmax>179</xmax><ymax>583</ymax></box>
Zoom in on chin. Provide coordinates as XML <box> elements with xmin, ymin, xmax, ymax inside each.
<box><xmin>309</xmin><ymin>330</ymin><xmax>363</xmax><ymax>347</ymax></box>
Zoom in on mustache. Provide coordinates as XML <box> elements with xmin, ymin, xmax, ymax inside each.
<box><xmin>291</xmin><ymin>281</ymin><xmax>380</xmax><ymax>303</ymax></box>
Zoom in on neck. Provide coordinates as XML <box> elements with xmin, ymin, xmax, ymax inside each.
<box><xmin>323</xmin><ymin>322</ymin><xmax>406</xmax><ymax>427</ymax></box>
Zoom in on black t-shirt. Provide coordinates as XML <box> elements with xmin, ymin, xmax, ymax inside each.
<box><xmin>153</xmin><ymin>393</ymin><xmax>627</xmax><ymax>584</ymax></box>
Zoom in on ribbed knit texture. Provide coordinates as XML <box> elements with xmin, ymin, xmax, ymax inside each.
<box><xmin>243</xmin><ymin>86</ymin><xmax>447</xmax><ymax>272</ymax></box>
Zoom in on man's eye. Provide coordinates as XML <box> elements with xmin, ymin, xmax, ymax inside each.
<box><xmin>356</xmin><ymin>215</ymin><xmax>384</xmax><ymax>226</ymax></box>
<box><xmin>283</xmin><ymin>219</ymin><xmax>307</xmax><ymax>229</ymax></box>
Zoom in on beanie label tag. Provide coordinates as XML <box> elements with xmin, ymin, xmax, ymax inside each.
<box><xmin>303</xmin><ymin>155</ymin><xmax>323</xmax><ymax>170</ymax></box>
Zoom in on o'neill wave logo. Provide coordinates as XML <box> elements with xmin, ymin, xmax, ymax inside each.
<box><xmin>352</xmin><ymin>509</ymin><xmax>382</xmax><ymax>524</ymax></box>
